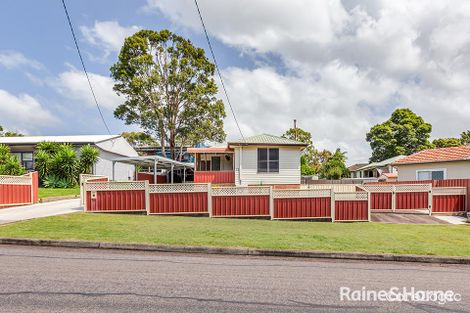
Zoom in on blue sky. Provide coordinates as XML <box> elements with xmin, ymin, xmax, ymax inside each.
<box><xmin>2</xmin><ymin>0</ymin><xmax>470</xmax><ymax>163</ymax></box>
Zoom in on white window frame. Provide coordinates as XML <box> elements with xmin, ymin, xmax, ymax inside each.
<box><xmin>257</xmin><ymin>147</ymin><xmax>280</xmax><ymax>174</ymax></box>
<box><xmin>416</xmin><ymin>168</ymin><xmax>447</xmax><ymax>180</ymax></box>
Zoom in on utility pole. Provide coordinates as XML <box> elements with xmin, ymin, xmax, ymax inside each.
<box><xmin>293</xmin><ymin>119</ymin><xmax>298</xmax><ymax>141</ymax></box>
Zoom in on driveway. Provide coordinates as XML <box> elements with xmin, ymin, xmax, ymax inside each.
<box><xmin>371</xmin><ymin>212</ymin><xmax>450</xmax><ymax>224</ymax></box>
<box><xmin>0</xmin><ymin>199</ymin><xmax>82</xmax><ymax>224</ymax></box>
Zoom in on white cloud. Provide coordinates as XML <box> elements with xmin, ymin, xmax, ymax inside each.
<box><xmin>80</xmin><ymin>21</ymin><xmax>141</xmax><ymax>57</ymax></box>
<box><xmin>147</xmin><ymin>0</ymin><xmax>470</xmax><ymax>163</ymax></box>
<box><xmin>53</xmin><ymin>67</ymin><xmax>122</xmax><ymax>110</ymax></box>
<box><xmin>0</xmin><ymin>51</ymin><xmax>42</xmax><ymax>69</ymax></box>
<box><xmin>0</xmin><ymin>89</ymin><xmax>57</xmax><ymax>133</ymax></box>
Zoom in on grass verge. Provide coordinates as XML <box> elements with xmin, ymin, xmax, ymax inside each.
<box><xmin>0</xmin><ymin>213</ymin><xmax>469</xmax><ymax>256</ymax></box>
<box><xmin>38</xmin><ymin>187</ymin><xmax>80</xmax><ymax>199</ymax></box>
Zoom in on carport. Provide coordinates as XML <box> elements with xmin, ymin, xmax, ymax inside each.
<box><xmin>111</xmin><ymin>155</ymin><xmax>194</xmax><ymax>183</ymax></box>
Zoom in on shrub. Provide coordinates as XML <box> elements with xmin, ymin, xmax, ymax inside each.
<box><xmin>43</xmin><ymin>174</ymin><xmax>75</xmax><ymax>188</ymax></box>
<box><xmin>78</xmin><ymin>145</ymin><xmax>100</xmax><ymax>174</ymax></box>
<box><xmin>34</xmin><ymin>142</ymin><xmax>100</xmax><ymax>188</ymax></box>
<box><xmin>0</xmin><ymin>144</ymin><xmax>26</xmax><ymax>176</ymax></box>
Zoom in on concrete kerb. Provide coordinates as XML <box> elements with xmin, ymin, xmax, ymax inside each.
<box><xmin>0</xmin><ymin>237</ymin><xmax>469</xmax><ymax>265</ymax></box>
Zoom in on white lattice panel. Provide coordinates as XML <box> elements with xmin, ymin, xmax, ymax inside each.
<box><xmin>432</xmin><ymin>187</ymin><xmax>466</xmax><ymax>196</ymax></box>
<box><xmin>274</xmin><ymin>189</ymin><xmax>331</xmax><ymax>199</ymax></box>
<box><xmin>85</xmin><ymin>181</ymin><xmax>146</xmax><ymax>191</ymax></box>
<box><xmin>304</xmin><ymin>184</ymin><xmax>358</xmax><ymax>193</ymax></box>
<box><xmin>0</xmin><ymin>175</ymin><xmax>31</xmax><ymax>185</ymax></box>
<box><xmin>395</xmin><ymin>184</ymin><xmax>431</xmax><ymax>193</ymax></box>
<box><xmin>80</xmin><ymin>174</ymin><xmax>107</xmax><ymax>184</ymax></box>
<box><xmin>149</xmin><ymin>183</ymin><xmax>209</xmax><ymax>193</ymax></box>
<box><xmin>212</xmin><ymin>186</ymin><xmax>271</xmax><ymax>196</ymax></box>
<box><xmin>334</xmin><ymin>192</ymin><xmax>368</xmax><ymax>201</ymax></box>
<box><xmin>361</xmin><ymin>184</ymin><xmax>394</xmax><ymax>193</ymax></box>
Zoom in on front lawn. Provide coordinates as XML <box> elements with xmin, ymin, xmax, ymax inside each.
<box><xmin>0</xmin><ymin>213</ymin><xmax>468</xmax><ymax>256</ymax></box>
<box><xmin>38</xmin><ymin>187</ymin><xmax>80</xmax><ymax>199</ymax></box>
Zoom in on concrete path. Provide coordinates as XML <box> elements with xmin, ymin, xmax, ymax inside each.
<box><xmin>0</xmin><ymin>199</ymin><xmax>82</xmax><ymax>224</ymax></box>
<box><xmin>0</xmin><ymin>245</ymin><xmax>468</xmax><ymax>313</ymax></box>
<box><xmin>434</xmin><ymin>215</ymin><xmax>469</xmax><ymax>225</ymax></box>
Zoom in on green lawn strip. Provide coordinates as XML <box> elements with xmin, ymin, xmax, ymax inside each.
<box><xmin>0</xmin><ymin>213</ymin><xmax>468</xmax><ymax>256</ymax></box>
<box><xmin>38</xmin><ymin>188</ymin><xmax>80</xmax><ymax>199</ymax></box>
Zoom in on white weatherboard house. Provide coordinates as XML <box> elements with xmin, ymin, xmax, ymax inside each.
<box><xmin>0</xmin><ymin>135</ymin><xmax>138</xmax><ymax>181</ymax></box>
<box><xmin>188</xmin><ymin>134</ymin><xmax>307</xmax><ymax>186</ymax></box>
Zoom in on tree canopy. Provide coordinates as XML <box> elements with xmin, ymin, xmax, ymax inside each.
<box><xmin>0</xmin><ymin>125</ymin><xmax>23</xmax><ymax>137</ymax></box>
<box><xmin>121</xmin><ymin>131</ymin><xmax>158</xmax><ymax>147</ymax></box>
<box><xmin>111</xmin><ymin>29</ymin><xmax>226</xmax><ymax>160</ymax></box>
<box><xmin>319</xmin><ymin>149</ymin><xmax>349</xmax><ymax>179</ymax></box>
<box><xmin>366</xmin><ymin>108</ymin><xmax>433</xmax><ymax>162</ymax></box>
<box><xmin>432</xmin><ymin>137</ymin><xmax>462</xmax><ymax>148</ymax></box>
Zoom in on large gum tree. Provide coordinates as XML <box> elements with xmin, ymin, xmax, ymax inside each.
<box><xmin>111</xmin><ymin>29</ymin><xmax>226</xmax><ymax>159</ymax></box>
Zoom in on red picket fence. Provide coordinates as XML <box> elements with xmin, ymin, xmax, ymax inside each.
<box><xmin>0</xmin><ymin>172</ymin><xmax>38</xmax><ymax>208</ymax></box>
<box><xmin>211</xmin><ymin>187</ymin><xmax>270</xmax><ymax>217</ymax></box>
<box><xmin>148</xmin><ymin>184</ymin><xmax>208</xmax><ymax>214</ymax></box>
<box><xmin>334</xmin><ymin>192</ymin><xmax>369</xmax><ymax>221</ymax></box>
<box><xmin>272</xmin><ymin>189</ymin><xmax>331</xmax><ymax>219</ymax></box>
<box><xmin>84</xmin><ymin>181</ymin><xmax>147</xmax><ymax>212</ymax></box>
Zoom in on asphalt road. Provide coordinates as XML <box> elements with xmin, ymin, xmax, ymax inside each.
<box><xmin>0</xmin><ymin>245</ymin><xmax>468</xmax><ymax>313</ymax></box>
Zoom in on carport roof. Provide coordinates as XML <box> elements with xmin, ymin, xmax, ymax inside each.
<box><xmin>111</xmin><ymin>155</ymin><xmax>194</xmax><ymax>170</ymax></box>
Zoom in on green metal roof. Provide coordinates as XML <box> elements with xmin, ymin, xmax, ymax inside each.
<box><xmin>228</xmin><ymin>134</ymin><xmax>308</xmax><ymax>146</ymax></box>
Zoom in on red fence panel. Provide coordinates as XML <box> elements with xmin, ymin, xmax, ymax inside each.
<box><xmin>0</xmin><ymin>184</ymin><xmax>31</xmax><ymax>206</ymax></box>
<box><xmin>194</xmin><ymin>171</ymin><xmax>235</xmax><ymax>184</ymax></box>
<box><xmin>212</xmin><ymin>195</ymin><xmax>269</xmax><ymax>217</ymax></box>
<box><xmin>273</xmin><ymin>197</ymin><xmax>331</xmax><ymax>219</ymax></box>
<box><xmin>136</xmin><ymin>172</ymin><xmax>167</xmax><ymax>184</ymax></box>
<box><xmin>149</xmin><ymin>192</ymin><xmax>207</xmax><ymax>214</ymax></box>
<box><xmin>335</xmin><ymin>200</ymin><xmax>369</xmax><ymax>221</ymax></box>
<box><xmin>395</xmin><ymin>192</ymin><xmax>428</xmax><ymax>210</ymax></box>
<box><xmin>370</xmin><ymin>193</ymin><xmax>392</xmax><ymax>210</ymax></box>
<box><xmin>86</xmin><ymin>190</ymin><xmax>146</xmax><ymax>212</ymax></box>
<box><xmin>433</xmin><ymin>195</ymin><xmax>466</xmax><ymax>213</ymax></box>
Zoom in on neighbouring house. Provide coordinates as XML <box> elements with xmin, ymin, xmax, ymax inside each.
<box><xmin>187</xmin><ymin>134</ymin><xmax>307</xmax><ymax>187</ymax></box>
<box><xmin>393</xmin><ymin>145</ymin><xmax>470</xmax><ymax>181</ymax></box>
<box><xmin>348</xmin><ymin>163</ymin><xmax>368</xmax><ymax>178</ymax></box>
<box><xmin>348</xmin><ymin>155</ymin><xmax>405</xmax><ymax>180</ymax></box>
<box><xmin>0</xmin><ymin>135</ymin><xmax>138</xmax><ymax>180</ymax></box>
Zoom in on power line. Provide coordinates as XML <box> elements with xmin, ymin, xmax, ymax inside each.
<box><xmin>60</xmin><ymin>0</ymin><xmax>111</xmax><ymax>135</ymax></box>
<box><xmin>193</xmin><ymin>0</ymin><xmax>245</xmax><ymax>140</ymax></box>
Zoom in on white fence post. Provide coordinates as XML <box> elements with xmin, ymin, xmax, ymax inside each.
<box><xmin>391</xmin><ymin>185</ymin><xmax>396</xmax><ymax>212</ymax></box>
<box><xmin>428</xmin><ymin>185</ymin><xmax>433</xmax><ymax>216</ymax></box>
<box><xmin>330</xmin><ymin>189</ymin><xmax>335</xmax><ymax>222</ymax></box>
<box><xmin>207</xmin><ymin>183</ymin><xmax>212</xmax><ymax>217</ymax></box>
<box><xmin>367</xmin><ymin>191</ymin><xmax>371</xmax><ymax>222</ymax></box>
<box><xmin>145</xmin><ymin>180</ymin><xmax>150</xmax><ymax>215</ymax></box>
<box><xmin>269</xmin><ymin>186</ymin><xmax>274</xmax><ymax>220</ymax></box>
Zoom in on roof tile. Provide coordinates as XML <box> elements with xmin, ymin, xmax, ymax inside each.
<box><xmin>393</xmin><ymin>145</ymin><xmax>470</xmax><ymax>165</ymax></box>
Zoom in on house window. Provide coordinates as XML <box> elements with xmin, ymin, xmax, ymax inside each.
<box><xmin>257</xmin><ymin>148</ymin><xmax>279</xmax><ymax>173</ymax></box>
<box><xmin>417</xmin><ymin>169</ymin><xmax>445</xmax><ymax>181</ymax></box>
<box><xmin>11</xmin><ymin>152</ymin><xmax>34</xmax><ymax>171</ymax></box>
